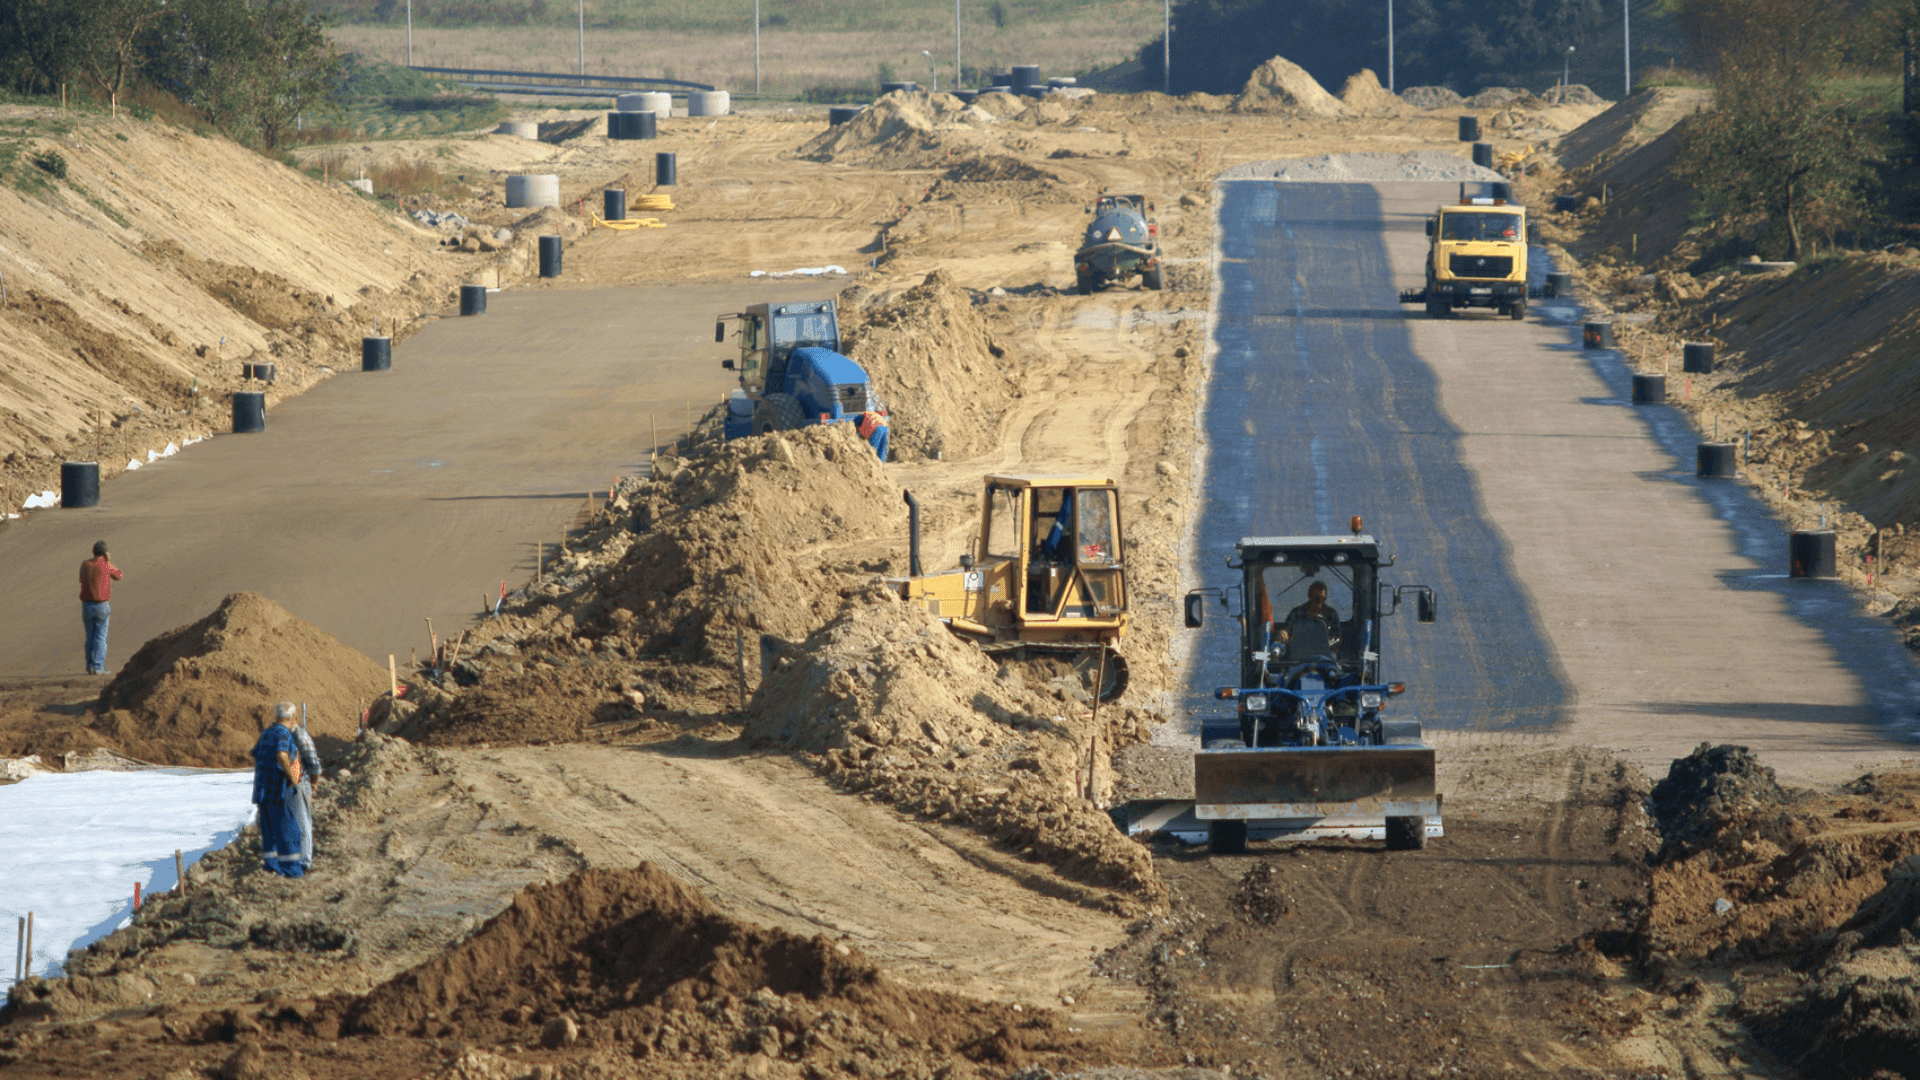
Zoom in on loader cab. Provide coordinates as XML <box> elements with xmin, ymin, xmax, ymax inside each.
<box><xmin>976</xmin><ymin>476</ymin><xmax>1125</xmax><ymax>633</ymax></box>
<box><xmin>717</xmin><ymin>300</ymin><xmax>841</xmax><ymax>396</ymax></box>
<box><xmin>1242</xmin><ymin>541</ymin><xmax>1382</xmax><ymax>688</ymax></box>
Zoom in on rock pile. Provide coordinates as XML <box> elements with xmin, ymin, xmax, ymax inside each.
<box><xmin>1235</xmin><ymin>56</ymin><xmax>1346</xmax><ymax>116</ymax></box>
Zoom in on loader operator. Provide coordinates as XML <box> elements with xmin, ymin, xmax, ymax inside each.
<box><xmin>1277</xmin><ymin>581</ymin><xmax>1343</xmax><ymax>657</ymax></box>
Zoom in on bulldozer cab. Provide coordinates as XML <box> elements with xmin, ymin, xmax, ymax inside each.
<box><xmin>1244</xmin><ymin>542</ymin><xmax>1382</xmax><ymax>686</ymax></box>
<box><xmin>979</xmin><ymin>477</ymin><xmax>1125</xmax><ymax>630</ymax></box>
<box><xmin>717</xmin><ymin>300</ymin><xmax>840</xmax><ymax>397</ymax></box>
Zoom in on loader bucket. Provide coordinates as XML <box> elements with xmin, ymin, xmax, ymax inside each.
<box><xmin>1194</xmin><ymin>745</ymin><xmax>1436</xmax><ymax>820</ymax></box>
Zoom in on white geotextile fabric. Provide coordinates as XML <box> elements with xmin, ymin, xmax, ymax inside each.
<box><xmin>0</xmin><ymin>769</ymin><xmax>253</xmax><ymax>987</ymax></box>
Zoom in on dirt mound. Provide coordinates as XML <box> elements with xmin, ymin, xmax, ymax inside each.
<box><xmin>745</xmin><ymin>594</ymin><xmax>1166</xmax><ymax>913</ymax></box>
<box><xmin>797</xmin><ymin>91</ymin><xmax>992</xmax><ymax>165</ymax></box>
<box><xmin>520</xmin><ymin>422</ymin><xmax>902</xmax><ymax>686</ymax></box>
<box><xmin>1648</xmin><ymin>742</ymin><xmax>1792</xmax><ymax>863</ymax></box>
<box><xmin>90</xmin><ymin>592</ymin><xmax>388</xmax><ymax>767</ymax></box>
<box><xmin>1545</xmin><ymin>84</ymin><xmax>1607</xmax><ymax>106</ymax></box>
<box><xmin>384</xmin><ymin>667</ymin><xmax>622</xmax><ymax>747</ymax></box>
<box><xmin>944</xmin><ymin>154</ymin><xmax>1053</xmax><ymax>183</ymax></box>
<box><xmin>1398</xmin><ymin>85</ymin><xmax>1464</xmax><ymax>110</ymax></box>
<box><xmin>1553</xmin><ymin>86</ymin><xmax>1711</xmax><ymax>175</ymax></box>
<box><xmin>1463</xmin><ymin>86</ymin><xmax>1544</xmax><ymax>110</ymax></box>
<box><xmin>1235</xmin><ymin>56</ymin><xmax>1345</xmax><ymax>116</ymax></box>
<box><xmin>1337</xmin><ymin>69</ymin><xmax>1400</xmax><ymax>113</ymax></box>
<box><xmin>334</xmin><ymin>863</ymin><xmax>1091</xmax><ymax>1071</ymax></box>
<box><xmin>841</xmin><ymin>270</ymin><xmax>1020</xmax><ymax>462</ymax></box>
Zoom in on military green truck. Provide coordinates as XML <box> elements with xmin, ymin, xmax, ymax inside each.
<box><xmin>1398</xmin><ymin>191</ymin><xmax>1531</xmax><ymax>320</ymax></box>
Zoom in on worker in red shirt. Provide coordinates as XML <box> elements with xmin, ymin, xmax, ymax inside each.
<box><xmin>857</xmin><ymin>409</ymin><xmax>889</xmax><ymax>461</ymax></box>
<box><xmin>79</xmin><ymin>540</ymin><xmax>122</xmax><ymax>675</ymax></box>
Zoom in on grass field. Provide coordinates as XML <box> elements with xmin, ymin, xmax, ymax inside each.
<box><xmin>327</xmin><ymin>1</ymin><xmax>1163</xmax><ymax>99</ymax></box>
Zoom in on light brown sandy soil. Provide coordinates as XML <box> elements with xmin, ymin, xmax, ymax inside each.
<box><xmin>5</xmin><ymin>74</ymin><xmax>1920</xmax><ymax>1080</ymax></box>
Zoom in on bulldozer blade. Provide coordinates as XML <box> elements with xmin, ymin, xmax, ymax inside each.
<box><xmin>1194</xmin><ymin>745</ymin><xmax>1436</xmax><ymax>820</ymax></box>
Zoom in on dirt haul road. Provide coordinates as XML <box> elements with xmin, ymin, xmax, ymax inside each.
<box><xmin>7</xmin><ymin>83</ymin><xmax>1920</xmax><ymax>1080</ymax></box>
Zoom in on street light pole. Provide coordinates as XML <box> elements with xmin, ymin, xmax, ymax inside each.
<box><xmin>954</xmin><ymin>0</ymin><xmax>961</xmax><ymax>90</ymax></box>
<box><xmin>1163</xmin><ymin>0</ymin><xmax>1170</xmax><ymax>94</ymax></box>
<box><xmin>406</xmin><ymin>0</ymin><xmax>412</xmax><ymax>66</ymax></box>
<box><xmin>754</xmin><ymin>0</ymin><xmax>761</xmax><ymax>94</ymax></box>
<box><xmin>1564</xmin><ymin>45</ymin><xmax>1574</xmax><ymax>92</ymax></box>
<box><xmin>1386</xmin><ymin>0</ymin><xmax>1393</xmax><ymax>94</ymax></box>
<box><xmin>923</xmin><ymin>49</ymin><xmax>936</xmax><ymax>93</ymax></box>
<box><xmin>1623</xmin><ymin>0</ymin><xmax>1631</xmax><ymax>97</ymax></box>
<box><xmin>577</xmin><ymin>0</ymin><xmax>584</xmax><ymax>79</ymax></box>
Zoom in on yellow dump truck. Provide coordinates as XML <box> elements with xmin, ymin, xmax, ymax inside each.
<box><xmin>1400</xmin><ymin>191</ymin><xmax>1531</xmax><ymax>320</ymax></box>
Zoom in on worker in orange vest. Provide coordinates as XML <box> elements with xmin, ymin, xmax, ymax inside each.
<box><xmin>857</xmin><ymin>409</ymin><xmax>889</xmax><ymax>461</ymax></box>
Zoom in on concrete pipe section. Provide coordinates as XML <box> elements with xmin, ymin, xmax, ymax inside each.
<box><xmin>504</xmin><ymin>174</ymin><xmax>560</xmax><ymax>209</ymax></box>
<box><xmin>687</xmin><ymin>91</ymin><xmax>730</xmax><ymax>117</ymax></box>
<box><xmin>1192</xmin><ymin>172</ymin><xmax>1918</xmax><ymax>783</ymax></box>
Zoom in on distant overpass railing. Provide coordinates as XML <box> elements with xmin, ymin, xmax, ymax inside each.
<box><xmin>411</xmin><ymin>65</ymin><xmax>716</xmax><ymax>97</ymax></box>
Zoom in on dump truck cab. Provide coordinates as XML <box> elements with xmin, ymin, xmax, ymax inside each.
<box><xmin>894</xmin><ymin>474</ymin><xmax>1129</xmax><ymax>699</ymax></box>
<box><xmin>716</xmin><ymin>300</ymin><xmax>880</xmax><ymax>440</ymax></box>
<box><xmin>1420</xmin><ymin>194</ymin><xmax>1529</xmax><ymax>319</ymax></box>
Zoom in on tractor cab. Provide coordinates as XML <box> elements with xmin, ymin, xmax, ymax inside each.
<box><xmin>716</xmin><ymin>300</ymin><xmax>841</xmax><ymax>398</ymax></box>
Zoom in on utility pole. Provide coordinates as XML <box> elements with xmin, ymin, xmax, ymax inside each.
<box><xmin>754</xmin><ymin>0</ymin><xmax>761</xmax><ymax>94</ymax></box>
<box><xmin>954</xmin><ymin>0</ymin><xmax>962</xmax><ymax>90</ymax></box>
<box><xmin>1623</xmin><ymin>0</ymin><xmax>1631</xmax><ymax>97</ymax></box>
<box><xmin>406</xmin><ymin>0</ymin><xmax>413</xmax><ymax>65</ymax></box>
<box><xmin>1386</xmin><ymin>0</ymin><xmax>1394</xmax><ymax>93</ymax></box>
<box><xmin>577</xmin><ymin>0</ymin><xmax>584</xmax><ymax>79</ymax></box>
<box><xmin>1163</xmin><ymin>0</ymin><xmax>1170</xmax><ymax>94</ymax></box>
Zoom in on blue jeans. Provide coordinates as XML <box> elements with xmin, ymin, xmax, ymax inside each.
<box><xmin>868</xmin><ymin>426</ymin><xmax>889</xmax><ymax>462</ymax></box>
<box><xmin>293</xmin><ymin>778</ymin><xmax>314</xmax><ymax>867</ymax></box>
<box><xmin>82</xmin><ymin>601</ymin><xmax>110</xmax><ymax>673</ymax></box>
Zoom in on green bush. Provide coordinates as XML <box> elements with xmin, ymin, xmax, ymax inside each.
<box><xmin>32</xmin><ymin>150</ymin><xmax>67</xmax><ymax>179</ymax></box>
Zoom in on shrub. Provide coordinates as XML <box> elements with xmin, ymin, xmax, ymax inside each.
<box><xmin>32</xmin><ymin>150</ymin><xmax>67</xmax><ymax>179</ymax></box>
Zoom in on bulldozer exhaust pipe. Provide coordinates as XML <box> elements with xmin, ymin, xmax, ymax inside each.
<box><xmin>903</xmin><ymin>490</ymin><xmax>923</xmax><ymax>577</ymax></box>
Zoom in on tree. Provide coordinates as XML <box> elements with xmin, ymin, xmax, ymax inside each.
<box><xmin>1674</xmin><ymin>0</ymin><xmax>1881</xmax><ymax>258</ymax></box>
<box><xmin>150</xmin><ymin>0</ymin><xmax>342</xmax><ymax>149</ymax></box>
<box><xmin>75</xmin><ymin>0</ymin><xmax>166</xmax><ymax>113</ymax></box>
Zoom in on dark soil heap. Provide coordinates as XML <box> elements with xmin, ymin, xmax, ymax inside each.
<box><xmin>1648</xmin><ymin>742</ymin><xmax>1791</xmax><ymax>863</ymax></box>
<box><xmin>332</xmin><ymin>864</ymin><xmax>1092</xmax><ymax>1075</ymax></box>
<box><xmin>91</xmin><ymin>591</ymin><xmax>389</xmax><ymax>767</ymax></box>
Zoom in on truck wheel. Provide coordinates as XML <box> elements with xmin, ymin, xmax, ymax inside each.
<box><xmin>1076</xmin><ymin>272</ymin><xmax>1095</xmax><ymax>296</ymax></box>
<box><xmin>1508</xmin><ymin>298</ymin><xmax>1527</xmax><ymax>321</ymax></box>
<box><xmin>1208</xmin><ymin>820</ymin><xmax>1248</xmax><ymax>855</ymax></box>
<box><xmin>1142</xmin><ymin>264</ymin><xmax>1165</xmax><ymax>291</ymax></box>
<box><xmin>1385</xmin><ymin>816</ymin><xmax>1427</xmax><ymax>851</ymax></box>
<box><xmin>1424</xmin><ymin>296</ymin><xmax>1448</xmax><ymax>318</ymax></box>
<box><xmin>753</xmin><ymin>393</ymin><xmax>804</xmax><ymax>435</ymax></box>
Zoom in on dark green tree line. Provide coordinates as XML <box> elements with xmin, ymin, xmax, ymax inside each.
<box><xmin>1141</xmin><ymin>0</ymin><xmax>1684</xmax><ymax>97</ymax></box>
<box><xmin>0</xmin><ymin>0</ymin><xmax>340</xmax><ymax>149</ymax></box>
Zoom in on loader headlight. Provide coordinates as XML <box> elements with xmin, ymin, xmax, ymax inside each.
<box><xmin>1359</xmin><ymin>692</ymin><xmax>1382</xmax><ymax>709</ymax></box>
<box><xmin>1241</xmin><ymin>693</ymin><xmax>1269</xmax><ymax>713</ymax></box>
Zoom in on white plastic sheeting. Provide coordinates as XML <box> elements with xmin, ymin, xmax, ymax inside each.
<box><xmin>0</xmin><ymin>769</ymin><xmax>252</xmax><ymax>988</ymax></box>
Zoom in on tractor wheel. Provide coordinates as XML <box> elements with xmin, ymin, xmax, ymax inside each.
<box><xmin>753</xmin><ymin>393</ymin><xmax>804</xmax><ymax>435</ymax></box>
<box><xmin>1384</xmin><ymin>815</ymin><xmax>1427</xmax><ymax>851</ymax></box>
<box><xmin>1208</xmin><ymin>820</ymin><xmax>1248</xmax><ymax>855</ymax></box>
<box><xmin>1508</xmin><ymin>298</ymin><xmax>1527</xmax><ymax>321</ymax></box>
<box><xmin>1142</xmin><ymin>264</ymin><xmax>1165</xmax><ymax>291</ymax></box>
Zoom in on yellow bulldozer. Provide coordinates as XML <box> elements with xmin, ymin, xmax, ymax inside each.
<box><xmin>895</xmin><ymin>474</ymin><xmax>1129</xmax><ymax>701</ymax></box>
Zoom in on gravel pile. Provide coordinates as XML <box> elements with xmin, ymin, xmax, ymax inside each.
<box><xmin>1217</xmin><ymin>151</ymin><xmax>1507</xmax><ymax>184</ymax></box>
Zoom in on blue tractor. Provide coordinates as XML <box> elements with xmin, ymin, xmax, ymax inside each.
<box><xmin>715</xmin><ymin>299</ymin><xmax>883</xmax><ymax>441</ymax></box>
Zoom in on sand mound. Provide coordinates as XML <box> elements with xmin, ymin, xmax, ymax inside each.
<box><xmin>1398</xmin><ymin>85</ymin><xmax>1464</xmax><ymax>110</ymax></box>
<box><xmin>746</xmin><ymin>595</ymin><xmax>1165</xmax><ymax>912</ymax></box>
<box><xmin>797</xmin><ymin>91</ymin><xmax>992</xmax><ymax>165</ymax></box>
<box><xmin>1338</xmin><ymin>69</ymin><xmax>1400</xmax><ymax>112</ymax></box>
<box><xmin>1235</xmin><ymin>56</ymin><xmax>1345</xmax><ymax>116</ymax></box>
<box><xmin>333</xmin><ymin>864</ymin><xmax>1087</xmax><ymax>1071</ymax></box>
<box><xmin>570</xmin><ymin>422</ymin><xmax>900</xmax><ymax>670</ymax></box>
<box><xmin>841</xmin><ymin>270</ymin><xmax>1020</xmax><ymax>462</ymax></box>
<box><xmin>90</xmin><ymin>592</ymin><xmax>388</xmax><ymax>767</ymax></box>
